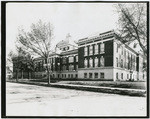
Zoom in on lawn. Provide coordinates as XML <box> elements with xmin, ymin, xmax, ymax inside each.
<box><xmin>58</xmin><ymin>81</ymin><xmax>146</xmax><ymax>90</ymax></box>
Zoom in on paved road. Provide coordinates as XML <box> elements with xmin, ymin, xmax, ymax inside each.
<box><xmin>6</xmin><ymin>82</ymin><xmax>146</xmax><ymax>116</ymax></box>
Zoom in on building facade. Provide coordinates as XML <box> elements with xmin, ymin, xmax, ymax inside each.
<box><xmin>13</xmin><ymin>30</ymin><xmax>147</xmax><ymax>81</ymax></box>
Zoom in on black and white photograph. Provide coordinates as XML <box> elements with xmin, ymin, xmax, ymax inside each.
<box><xmin>2</xmin><ymin>1</ymin><xmax>149</xmax><ymax>118</ymax></box>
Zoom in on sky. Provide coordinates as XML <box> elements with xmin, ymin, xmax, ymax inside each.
<box><xmin>6</xmin><ymin>3</ymin><xmax>119</xmax><ymax>56</ymax></box>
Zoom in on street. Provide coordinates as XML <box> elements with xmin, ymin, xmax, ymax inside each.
<box><xmin>6</xmin><ymin>82</ymin><xmax>146</xmax><ymax>116</ymax></box>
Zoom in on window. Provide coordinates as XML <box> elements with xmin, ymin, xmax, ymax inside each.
<box><xmin>53</xmin><ymin>74</ymin><xmax>55</xmax><ymax>78</ymax></box>
<box><xmin>121</xmin><ymin>73</ymin><xmax>123</xmax><ymax>79</ymax></box>
<box><xmin>76</xmin><ymin>65</ymin><xmax>78</xmax><ymax>70</ymax></box>
<box><xmin>63</xmin><ymin>65</ymin><xmax>66</xmax><ymax>71</ymax></box>
<box><xmin>95</xmin><ymin>44</ymin><xmax>98</xmax><ymax>54</ymax></box>
<box><xmin>76</xmin><ymin>55</ymin><xmax>78</xmax><ymax>62</ymax></box>
<box><xmin>69</xmin><ymin>64</ymin><xmax>74</xmax><ymax>71</ymax></box>
<box><xmin>84</xmin><ymin>58</ymin><xmax>88</xmax><ymax>68</ymax></box>
<box><xmin>89</xmin><ymin>58</ymin><xmax>93</xmax><ymax>67</ymax></box>
<box><xmin>67</xmin><ymin>46</ymin><xmax>69</xmax><ymax>50</ymax></box>
<box><xmin>89</xmin><ymin>73</ymin><xmax>92</xmax><ymax>78</ymax></box>
<box><xmin>47</xmin><ymin>58</ymin><xmax>50</xmax><ymax>63</ymax></box>
<box><xmin>84</xmin><ymin>47</ymin><xmax>88</xmax><ymax>56</ymax></box>
<box><xmin>124</xmin><ymin>50</ymin><xmax>126</xmax><ymax>68</ymax></box>
<box><xmin>126</xmin><ymin>52</ymin><xmax>129</xmax><ymax>69</ymax></box>
<box><xmin>69</xmin><ymin>56</ymin><xmax>74</xmax><ymax>63</ymax></box>
<box><xmin>95</xmin><ymin>73</ymin><xmax>98</xmax><ymax>78</ymax></box>
<box><xmin>121</xmin><ymin>59</ymin><xmax>123</xmax><ymax>68</ymax></box>
<box><xmin>127</xmin><ymin>74</ymin><xmax>129</xmax><ymax>79</ymax></box>
<box><xmin>100</xmin><ymin>73</ymin><xmax>104</xmax><ymax>79</ymax></box>
<box><xmin>53</xmin><ymin>63</ymin><xmax>55</xmax><ymax>70</ymax></box>
<box><xmin>68</xmin><ymin>74</ymin><xmax>70</xmax><ymax>78</ymax></box>
<box><xmin>76</xmin><ymin>74</ymin><xmax>78</xmax><ymax>78</ymax></box>
<box><xmin>89</xmin><ymin>45</ymin><xmax>93</xmax><ymax>55</ymax></box>
<box><xmin>62</xmin><ymin>74</ymin><xmax>63</xmax><ymax>78</ymax></box>
<box><xmin>58</xmin><ymin>74</ymin><xmax>60</xmax><ymax>78</ymax></box>
<box><xmin>53</xmin><ymin>58</ymin><xmax>55</xmax><ymax>63</ymax></box>
<box><xmin>84</xmin><ymin>73</ymin><xmax>87</xmax><ymax>78</ymax></box>
<box><xmin>95</xmin><ymin>57</ymin><xmax>98</xmax><ymax>67</ymax></box>
<box><xmin>116</xmin><ymin>58</ymin><xmax>118</xmax><ymax>67</ymax></box>
<box><xmin>100</xmin><ymin>56</ymin><xmax>104</xmax><ymax>67</ymax></box>
<box><xmin>116</xmin><ymin>43</ymin><xmax>118</xmax><ymax>53</ymax></box>
<box><xmin>64</xmin><ymin>74</ymin><xmax>66</xmax><ymax>78</ymax></box>
<box><xmin>100</xmin><ymin>43</ymin><xmax>104</xmax><ymax>53</ymax></box>
<box><xmin>116</xmin><ymin>73</ymin><xmax>118</xmax><ymax>79</ymax></box>
<box><xmin>71</xmin><ymin>74</ymin><xmax>73</xmax><ymax>78</ymax></box>
<box><xmin>63</xmin><ymin>57</ymin><xmax>66</xmax><ymax>64</ymax></box>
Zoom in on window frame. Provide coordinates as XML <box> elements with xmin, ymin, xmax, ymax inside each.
<box><xmin>100</xmin><ymin>56</ymin><xmax>104</xmax><ymax>67</ymax></box>
<box><xmin>89</xmin><ymin>73</ymin><xmax>93</xmax><ymax>78</ymax></box>
<box><xmin>84</xmin><ymin>47</ymin><xmax>88</xmax><ymax>56</ymax></box>
<box><xmin>89</xmin><ymin>58</ymin><xmax>93</xmax><ymax>67</ymax></box>
<box><xmin>95</xmin><ymin>73</ymin><xmax>98</xmax><ymax>78</ymax></box>
<box><xmin>100</xmin><ymin>72</ymin><xmax>104</xmax><ymax>79</ymax></box>
<box><xmin>95</xmin><ymin>44</ymin><xmax>98</xmax><ymax>54</ymax></box>
<box><xmin>84</xmin><ymin>73</ymin><xmax>87</xmax><ymax>78</ymax></box>
<box><xmin>100</xmin><ymin>43</ymin><xmax>105</xmax><ymax>53</ymax></box>
<box><xmin>116</xmin><ymin>73</ymin><xmax>118</xmax><ymax>79</ymax></box>
<box><xmin>69</xmin><ymin>56</ymin><xmax>74</xmax><ymax>63</ymax></box>
<box><xmin>89</xmin><ymin>45</ymin><xmax>93</xmax><ymax>55</ymax></box>
<box><xmin>121</xmin><ymin>73</ymin><xmax>123</xmax><ymax>79</ymax></box>
<box><xmin>84</xmin><ymin>58</ymin><xmax>88</xmax><ymax>68</ymax></box>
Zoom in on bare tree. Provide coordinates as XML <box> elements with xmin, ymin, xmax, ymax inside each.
<box><xmin>16</xmin><ymin>20</ymin><xmax>53</xmax><ymax>84</ymax></box>
<box><xmin>115</xmin><ymin>3</ymin><xmax>147</xmax><ymax>57</ymax></box>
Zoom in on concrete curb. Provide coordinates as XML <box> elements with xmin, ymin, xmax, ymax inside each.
<box><xmin>7</xmin><ymin>81</ymin><xmax>146</xmax><ymax>97</ymax></box>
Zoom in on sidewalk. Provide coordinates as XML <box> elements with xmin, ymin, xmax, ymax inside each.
<box><xmin>7</xmin><ymin>80</ymin><xmax>146</xmax><ymax>97</ymax></box>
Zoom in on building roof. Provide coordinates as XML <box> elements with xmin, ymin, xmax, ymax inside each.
<box><xmin>78</xmin><ymin>30</ymin><xmax>114</xmax><ymax>45</ymax></box>
<box><xmin>60</xmin><ymin>49</ymin><xmax>78</xmax><ymax>56</ymax></box>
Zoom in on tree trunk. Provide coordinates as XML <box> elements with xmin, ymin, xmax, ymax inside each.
<box><xmin>21</xmin><ymin>70</ymin><xmax>23</xmax><ymax>79</ymax></box>
<box><xmin>16</xmin><ymin>70</ymin><xmax>18</xmax><ymax>82</ymax></box>
<box><xmin>46</xmin><ymin>57</ymin><xmax>51</xmax><ymax>85</ymax></box>
<box><xmin>28</xmin><ymin>71</ymin><xmax>30</xmax><ymax>80</ymax></box>
<box><xmin>47</xmin><ymin>69</ymin><xmax>51</xmax><ymax>84</ymax></box>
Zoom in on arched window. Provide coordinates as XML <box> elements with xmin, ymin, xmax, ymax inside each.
<box><xmin>121</xmin><ymin>59</ymin><xmax>123</xmax><ymax>68</ymax></box>
<box><xmin>69</xmin><ymin>64</ymin><xmax>74</xmax><ymax>71</ymax></box>
<box><xmin>84</xmin><ymin>58</ymin><xmax>88</xmax><ymax>68</ymax></box>
<box><xmin>116</xmin><ymin>73</ymin><xmax>118</xmax><ymax>79</ymax></box>
<box><xmin>116</xmin><ymin>58</ymin><xmax>118</xmax><ymax>67</ymax></box>
<box><xmin>89</xmin><ymin>58</ymin><xmax>93</xmax><ymax>67</ymax></box>
<box><xmin>95</xmin><ymin>57</ymin><xmax>98</xmax><ymax>67</ymax></box>
<box><xmin>100</xmin><ymin>56</ymin><xmax>104</xmax><ymax>66</ymax></box>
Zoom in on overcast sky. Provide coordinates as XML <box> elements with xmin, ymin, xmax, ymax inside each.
<box><xmin>6</xmin><ymin>3</ymin><xmax>119</xmax><ymax>56</ymax></box>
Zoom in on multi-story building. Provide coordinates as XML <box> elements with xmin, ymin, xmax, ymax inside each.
<box><xmin>13</xmin><ymin>30</ymin><xmax>147</xmax><ymax>81</ymax></box>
